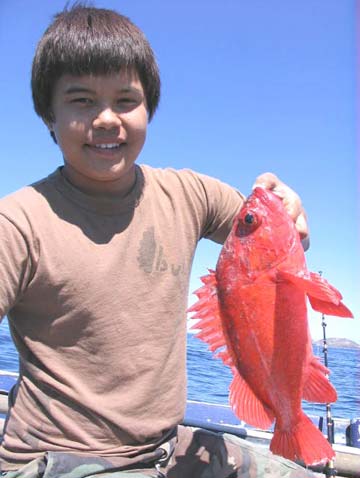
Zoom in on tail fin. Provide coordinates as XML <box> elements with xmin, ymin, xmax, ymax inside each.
<box><xmin>270</xmin><ymin>413</ymin><xmax>335</xmax><ymax>466</ymax></box>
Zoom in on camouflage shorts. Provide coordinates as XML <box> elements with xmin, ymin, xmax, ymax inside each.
<box><xmin>0</xmin><ymin>426</ymin><xmax>316</xmax><ymax>478</ymax></box>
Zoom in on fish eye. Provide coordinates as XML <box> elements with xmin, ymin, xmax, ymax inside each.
<box><xmin>244</xmin><ymin>213</ymin><xmax>254</xmax><ymax>224</ymax></box>
<box><xmin>236</xmin><ymin>210</ymin><xmax>261</xmax><ymax>237</ymax></box>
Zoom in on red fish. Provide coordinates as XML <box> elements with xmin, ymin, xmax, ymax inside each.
<box><xmin>189</xmin><ymin>187</ymin><xmax>353</xmax><ymax>465</ymax></box>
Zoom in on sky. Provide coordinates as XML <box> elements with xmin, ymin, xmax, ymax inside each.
<box><xmin>0</xmin><ymin>0</ymin><xmax>358</xmax><ymax>343</ymax></box>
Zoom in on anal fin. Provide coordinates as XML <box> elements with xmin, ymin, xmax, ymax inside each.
<box><xmin>229</xmin><ymin>368</ymin><xmax>274</xmax><ymax>430</ymax></box>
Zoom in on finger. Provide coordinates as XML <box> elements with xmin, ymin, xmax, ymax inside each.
<box><xmin>277</xmin><ymin>186</ymin><xmax>302</xmax><ymax>220</ymax></box>
<box><xmin>295</xmin><ymin>211</ymin><xmax>309</xmax><ymax>239</ymax></box>
<box><xmin>252</xmin><ymin>172</ymin><xmax>279</xmax><ymax>191</ymax></box>
<box><xmin>261</xmin><ymin>181</ymin><xmax>302</xmax><ymax>221</ymax></box>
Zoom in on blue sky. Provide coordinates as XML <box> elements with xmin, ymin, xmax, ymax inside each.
<box><xmin>0</xmin><ymin>1</ymin><xmax>358</xmax><ymax>342</ymax></box>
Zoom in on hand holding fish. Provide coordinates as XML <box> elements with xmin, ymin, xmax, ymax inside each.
<box><xmin>253</xmin><ymin>172</ymin><xmax>310</xmax><ymax>250</ymax></box>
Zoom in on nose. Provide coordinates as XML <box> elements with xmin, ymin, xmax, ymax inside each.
<box><xmin>93</xmin><ymin>108</ymin><xmax>121</xmax><ymax>130</ymax></box>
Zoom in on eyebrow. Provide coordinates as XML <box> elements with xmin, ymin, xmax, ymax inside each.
<box><xmin>64</xmin><ymin>86</ymin><xmax>93</xmax><ymax>95</ymax></box>
<box><xmin>63</xmin><ymin>85</ymin><xmax>142</xmax><ymax>95</ymax></box>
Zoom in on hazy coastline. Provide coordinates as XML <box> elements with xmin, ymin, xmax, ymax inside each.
<box><xmin>313</xmin><ymin>338</ymin><xmax>360</xmax><ymax>349</ymax></box>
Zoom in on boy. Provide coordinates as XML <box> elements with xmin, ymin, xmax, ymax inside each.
<box><xmin>0</xmin><ymin>4</ymin><xmax>313</xmax><ymax>477</ymax></box>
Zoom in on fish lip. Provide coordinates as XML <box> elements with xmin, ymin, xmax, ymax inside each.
<box><xmin>251</xmin><ymin>186</ymin><xmax>275</xmax><ymax>202</ymax></box>
<box><xmin>248</xmin><ymin>186</ymin><xmax>284</xmax><ymax>216</ymax></box>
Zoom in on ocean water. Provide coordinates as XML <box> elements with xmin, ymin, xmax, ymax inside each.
<box><xmin>0</xmin><ymin>319</ymin><xmax>359</xmax><ymax>420</ymax></box>
<box><xmin>187</xmin><ymin>332</ymin><xmax>360</xmax><ymax>420</ymax></box>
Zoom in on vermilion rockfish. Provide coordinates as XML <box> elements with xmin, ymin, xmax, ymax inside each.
<box><xmin>189</xmin><ymin>187</ymin><xmax>353</xmax><ymax>465</ymax></box>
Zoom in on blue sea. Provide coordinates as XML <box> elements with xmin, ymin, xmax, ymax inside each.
<box><xmin>0</xmin><ymin>319</ymin><xmax>359</xmax><ymax>420</ymax></box>
<box><xmin>187</xmin><ymin>332</ymin><xmax>360</xmax><ymax>420</ymax></box>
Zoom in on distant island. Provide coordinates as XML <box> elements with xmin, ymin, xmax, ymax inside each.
<box><xmin>313</xmin><ymin>338</ymin><xmax>360</xmax><ymax>349</ymax></box>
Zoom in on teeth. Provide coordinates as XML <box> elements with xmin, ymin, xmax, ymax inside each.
<box><xmin>95</xmin><ymin>143</ymin><xmax>120</xmax><ymax>149</ymax></box>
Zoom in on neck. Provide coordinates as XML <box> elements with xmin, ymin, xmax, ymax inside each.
<box><xmin>61</xmin><ymin>164</ymin><xmax>138</xmax><ymax>199</ymax></box>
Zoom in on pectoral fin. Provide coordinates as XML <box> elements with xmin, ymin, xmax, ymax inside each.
<box><xmin>308</xmin><ymin>295</ymin><xmax>353</xmax><ymax>317</ymax></box>
<box><xmin>277</xmin><ymin>270</ymin><xmax>353</xmax><ymax>318</ymax></box>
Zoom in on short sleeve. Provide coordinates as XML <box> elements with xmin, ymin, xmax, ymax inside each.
<box><xmin>0</xmin><ymin>214</ymin><xmax>34</xmax><ymax>319</ymax></box>
<box><xmin>194</xmin><ymin>173</ymin><xmax>245</xmax><ymax>244</ymax></box>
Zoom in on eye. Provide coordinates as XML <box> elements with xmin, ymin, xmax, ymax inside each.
<box><xmin>236</xmin><ymin>209</ymin><xmax>261</xmax><ymax>237</ymax></box>
<box><xmin>118</xmin><ymin>97</ymin><xmax>134</xmax><ymax>103</ymax></box>
<box><xmin>116</xmin><ymin>97</ymin><xmax>139</xmax><ymax>111</ymax></box>
<box><xmin>244</xmin><ymin>213</ymin><xmax>255</xmax><ymax>224</ymax></box>
<box><xmin>70</xmin><ymin>97</ymin><xmax>93</xmax><ymax>105</ymax></box>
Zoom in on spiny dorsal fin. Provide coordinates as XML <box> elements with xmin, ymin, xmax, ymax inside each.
<box><xmin>188</xmin><ymin>270</ymin><xmax>231</xmax><ymax>354</ymax></box>
<box><xmin>188</xmin><ymin>270</ymin><xmax>228</xmax><ymax>354</ymax></box>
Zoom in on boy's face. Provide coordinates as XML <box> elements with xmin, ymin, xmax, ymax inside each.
<box><xmin>48</xmin><ymin>70</ymin><xmax>148</xmax><ymax>196</ymax></box>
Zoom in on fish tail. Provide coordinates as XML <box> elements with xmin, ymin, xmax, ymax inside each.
<box><xmin>270</xmin><ymin>413</ymin><xmax>335</xmax><ymax>466</ymax></box>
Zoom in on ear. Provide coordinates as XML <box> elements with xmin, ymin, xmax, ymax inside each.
<box><xmin>44</xmin><ymin>117</ymin><xmax>53</xmax><ymax>129</ymax></box>
<box><xmin>49</xmin><ymin>131</ymin><xmax>58</xmax><ymax>144</ymax></box>
<box><xmin>44</xmin><ymin>118</ymin><xmax>58</xmax><ymax>144</ymax></box>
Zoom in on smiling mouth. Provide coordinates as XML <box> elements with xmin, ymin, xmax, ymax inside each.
<box><xmin>85</xmin><ymin>143</ymin><xmax>126</xmax><ymax>155</ymax></box>
<box><xmin>92</xmin><ymin>143</ymin><xmax>123</xmax><ymax>150</ymax></box>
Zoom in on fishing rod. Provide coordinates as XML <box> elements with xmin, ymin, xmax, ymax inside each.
<box><xmin>319</xmin><ymin>271</ymin><xmax>337</xmax><ymax>478</ymax></box>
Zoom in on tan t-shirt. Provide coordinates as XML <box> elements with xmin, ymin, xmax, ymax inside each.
<box><xmin>0</xmin><ymin>165</ymin><xmax>244</xmax><ymax>470</ymax></box>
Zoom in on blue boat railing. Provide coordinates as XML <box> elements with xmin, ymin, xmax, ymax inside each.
<box><xmin>0</xmin><ymin>370</ymin><xmax>359</xmax><ymax>449</ymax></box>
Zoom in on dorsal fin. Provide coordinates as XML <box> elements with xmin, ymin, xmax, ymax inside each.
<box><xmin>188</xmin><ymin>270</ymin><xmax>227</xmax><ymax>354</ymax></box>
<box><xmin>303</xmin><ymin>356</ymin><xmax>337</xmax><ymax>403</ymax></box>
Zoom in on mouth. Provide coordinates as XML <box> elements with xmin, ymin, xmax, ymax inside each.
<box><xmin>85</xmin><ymin>142</ymin><xmax>126</xmax><ymax>156</ymax></box>
<box><xmin>90</xmin><ymin>142</ymin><xmax>124</xmax><ymax>149</ymax></box>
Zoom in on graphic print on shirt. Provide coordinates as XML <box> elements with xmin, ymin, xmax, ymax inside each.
<box><xmin>137</xmin><ymin>226</ymin><xmax>183</xmax><ymax>276</ymax></box>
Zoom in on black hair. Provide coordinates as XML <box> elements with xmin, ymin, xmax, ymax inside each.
<box><xmin>31</xmin><ymin>4</ymin><xmax>160</xmax><ymax>125</ymax></box>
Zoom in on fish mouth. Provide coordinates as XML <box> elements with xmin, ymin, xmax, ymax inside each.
<box><xmin>251</xmin><ymin>186</ymin><xmax>278</xmax><ymax>203</ymax></box>
<box><xmin>249</xmin><ymin>187</ymin><xmax>286</xmax><ymax>217</ymax></box>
